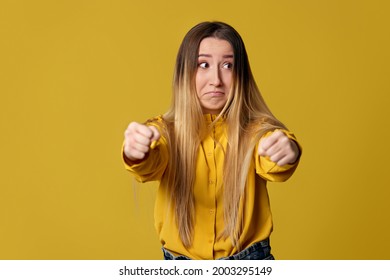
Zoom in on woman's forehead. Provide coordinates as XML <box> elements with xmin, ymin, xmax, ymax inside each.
<box><xmin>198</xmin><ymin>37</ymin><xmax>233</xmax><ymax>55</ymax></box>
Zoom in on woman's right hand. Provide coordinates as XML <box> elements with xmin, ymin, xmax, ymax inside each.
<box><xmin>123</xmin><ymin>122</ymin><xmax>161</xmax><ymax>162</ymax></box>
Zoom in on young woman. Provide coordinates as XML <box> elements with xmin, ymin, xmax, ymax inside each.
<box><xmin>123</xmin><ymin>21</ymin><xmax>301</xmax><ymax>260</ymax></box>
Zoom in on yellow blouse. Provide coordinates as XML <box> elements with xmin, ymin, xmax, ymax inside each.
<box><xmin>123</xmin><ymin>114</ymin><xmax>300</xmax><ymax>259</ymax></box>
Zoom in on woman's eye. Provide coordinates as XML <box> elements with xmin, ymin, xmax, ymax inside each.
<box><xmin>198</xmin><ymin>62</ymin><xmax>209</xmax><ymax>69</ymax></box>
<box><xmin>223</xmin><ymin>62</ymin><xmax>233</xmax><ymax>69</ymax></box>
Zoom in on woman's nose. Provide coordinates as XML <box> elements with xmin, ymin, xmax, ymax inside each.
<box><xmin>210</xmin><ymin>68</ymin><xmax>222</xmax><ymax>86</ymax></box>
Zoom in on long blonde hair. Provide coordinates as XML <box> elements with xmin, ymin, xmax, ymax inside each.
<box><xmin>155</xmin><ymin>22</ymin><xmax>286</xmax><ymax>248</ymax></box>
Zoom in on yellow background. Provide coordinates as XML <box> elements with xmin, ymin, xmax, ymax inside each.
<box><xmin>1</xmin><ymin>0</ymin><xmax>389</xmax><ymax>259</ymax></box>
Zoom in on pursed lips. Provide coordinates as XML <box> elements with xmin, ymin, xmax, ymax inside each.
<box><xmin>204</xmin><ymin>91</ymin><xmax>224</xmax><ymax>97</ymax></box>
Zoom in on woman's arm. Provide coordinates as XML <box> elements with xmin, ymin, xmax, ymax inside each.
<box><xmin>122</xmin><ymin>121</ymin><xmax>168</xmax><ymax>182</ymax></box>
<box><xmin>255</xmin><ymin>129</ymin><xmax>302</xmax><ymax>182</ymax></box>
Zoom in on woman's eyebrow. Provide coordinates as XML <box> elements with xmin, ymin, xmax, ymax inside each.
<box><xmin>198</xmin><ymin>54</ymin><xmax>234</xmax><ymax>58</ymax></box>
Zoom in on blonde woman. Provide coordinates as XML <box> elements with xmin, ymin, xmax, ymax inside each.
<box><xmin>123</xmin><ymin>21</ymin><xmax>301</xmax><ymax>260</ymax></box>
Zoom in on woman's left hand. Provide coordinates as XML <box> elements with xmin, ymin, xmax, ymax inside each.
<box><xmin>258</xmin><ymin>130</ymin><xmax>300</xmax><ymax>166</ymax></box>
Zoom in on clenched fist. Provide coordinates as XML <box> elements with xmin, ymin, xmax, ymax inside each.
<box><xmin>123</xmin><ymin>122</ymin><xmax>161</xmax><ymax>162</ymax></box>
<box><xmin>258</xmin><ymin>130</ymin><xmax>300</xmax><ymax>166</ymax></box>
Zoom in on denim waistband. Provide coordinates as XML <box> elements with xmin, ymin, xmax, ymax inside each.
<box><xmin>162</xmin><ymin>238</ymin><xmax>274</xmax><ymax>260</ymax></box>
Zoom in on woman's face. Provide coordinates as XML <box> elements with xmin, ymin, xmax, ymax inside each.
<box><xmin>195</xmin><ymin>37</ymin><xmax>233</xmax><ymax>115</ymax></box>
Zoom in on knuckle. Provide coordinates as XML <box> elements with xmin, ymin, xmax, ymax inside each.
<box><xmin>275</xmin><ymin>130</ymin><xmax>283</xmax><ymax>135</ymax></box>
<box><xmin>140</xmin><ymin>144</ymin><xmax>150</xmax><ymax>153</ymax></box>
<box><xmin>273</xmin><ymin>130</ymin><xmax>282</xmax><ymax>138</ymax></box>
<box><xmin>280</xmin><ymin>135</ymin><xmax>289</xmax><ymax>143</ymax></box>
<box><xmin>125</xmin><ymin>122</ymin><xmax>139</xmax><ymax>135</ymax></box>
<box><xmin>128</xmin><ymin>122</ymin><xmax>137</xmax><ymax>130</ymax></box>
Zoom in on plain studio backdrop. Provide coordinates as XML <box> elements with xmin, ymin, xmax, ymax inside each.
<box><xmin>1</xmin><ymin>0</ymin><xmax>389</xmax><ymax>259</ymax></box>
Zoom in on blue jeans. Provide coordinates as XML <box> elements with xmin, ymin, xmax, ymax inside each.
<box><xmin>162</xmin><ymin>239</ymin><xmax>275</xmax><ymax>260</ymax></box>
